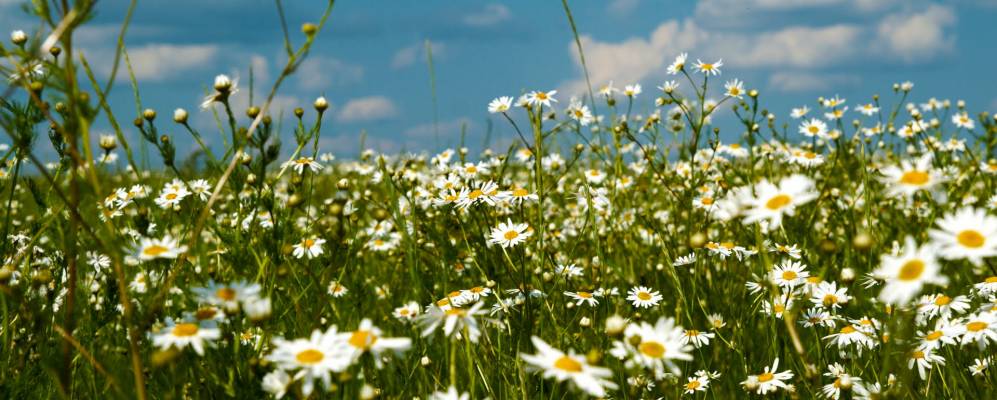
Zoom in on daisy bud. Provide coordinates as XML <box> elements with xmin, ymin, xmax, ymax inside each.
<box><xmin>10</xmin><ymin>30</ymin><xmax>27</xmax><ymax>46</ymax></box>
<box><xmin>143</xmin><ymin>108</ymin><xmax>156</xmax><ymax>121</ymax></box>
<box><xmin>245</xmin><ymin>297</ymin><xmax>272</xmax><ymax>322</ymax></box>
<box><xmin>542</xmin><ymin>272</ymin><xmax>553</xmax><ymax>282</ymax></box>
<box><xmin>852</xmin><ymin>232</ymin><xmax>873</xmax><ymax>250</ymax></box>
<box><xmin>246</xmin><ymin>173</ymin><xmax>257</xmax><ymax>184</ymax></box>
<box><xmin>838</xmin><ymin>375</ymin><xmax>853</xmax><ymax>390</ymax></box>
<box><xmin>579</xmin><ymin>317</ymin><xmax>591</xmax><ymax>327</ymax></box>
<box><xmin>173</xmin><ymin>108</ymin><xmax>188</xmax><ymax>124</ymax></box>
<box><xmin>246</xmin><ymin>106</ymin><xmax>260</xmax><ymax>119</ymax></box>
<box><xmin>420</xmin><ymin>356</ymin><xmax>431</xmax><ymax>366</ymax></box>
<box><xmin>294</xmin><ymin>107</ymin><xmax>304</xmax><ymax>118</ymax></box>
<box><xmin>359</xmin><ymin>384</ymin><xmax>377</xmax><ymax>400</ymax></box>
<box><xmin>49</xmin><ymin>46</ymin><xmax>61</xmax><ymax>58</ymax></box>
<box><xmin>213</xmin><ymin>74</ymin><xmax>232</xmax><ymax>92</ymax></box>
<box><xmin>689</xmin><ymin>232</ymin><xmax>707</xmax><ymax>248</ymax></box>
<box><xmin>314</xmin><ymin>96</ymin><xmax>329</xmax><ymax>112</ymax></box>
<box><xmin>586</xmin><ymin>349</ymin><xmax>601</xmax><ymax>364</ymax></box>
<box><xmin>0</xmin><ymin>265</ymin><xmax>13</xmax><ymax>283</ymax></box>
<box><xmin>337</xmin><ymin>178</ymin><xmax>350</xmax><ymax>190</ymax></box>
<box><xmin>748</xmin><ymin>89</ymin><xmax>758</xmax><ymax>98</ymax></box>
<box><xmin>605</xmin><ymin>314</ymin><xmax>627</xmax><ymax>336</ymax></box>
<box><xmin>840</xmin><ymin>267</ymin><xmax>855</xmax><ymax>283</ymax></box>
<box><xmin>287</xmin><ymin>194</ymin><xmax>303</xmax><ymax>208</ymax></box>
<box><xmin>240</xmin><ymin>152</ymin><xmax>252</xmax><ymax>165</ymax></box>
<box><xmin>302</xmin><ymin>22</ymin><xmax>318</xmax><ymax>36</ymax></box>
<box><xmin>99</xmin><ymin>135</ymin><xmax>117</xmax><ymax>151</ymax></box>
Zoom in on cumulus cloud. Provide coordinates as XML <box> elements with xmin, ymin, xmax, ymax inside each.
<box><xmin>562</xmin><ymin>3</ymin><xmax>956</xmax><ymax>95</ymax></box>
<box><xmin>117</xmin><ymin>44</ymin><xmax>219</xmax><ymax>81</ymax></box>
<box><xmin>876</xmin><ymin>5</ymin><xmax>956</xmax><ymax>61</ymax></box>
<box><xmin>608</xmin><ymin>0</ymin><xmax>640</xmax><ymax>16</ymax></box>
<box><xmin>462</xmin><ymin>4</ymin><xmax>511</xmax><ymax>27</ymax></box>
<box><xmin>768</xmin><ymin>72</ymin><xmax>860</xmax><ymax>92</ymax></box>
<box><xmin>391</xmin><ymin>41</ymin><xmax>446</xmax><ymax>69</ymax></box>
<box><xmin>295</xmin><ymin>55</ymin><xmax>364</xmax><ymax>90</ymax></box>
<box><xmin>336</xmin><ymin>96</ymin><xmax>398</xmax><ymax>123</ymax></box>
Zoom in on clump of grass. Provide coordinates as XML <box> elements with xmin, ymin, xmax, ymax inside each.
<box><xmin>2</xmin><ymin>1</ymin><xmax>997</xmax><ymax>399</ymax></box>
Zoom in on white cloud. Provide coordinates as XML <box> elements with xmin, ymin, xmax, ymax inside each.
<box><xmin>119</xmin><ymin>44</ymin><xmax>218</xmax><ymax>81</ymax></box>
<box><xmin>562</xmin><ymin>4</ymin><xmax>956</xmax><ymax>95</ymax></box>
<box><xmin>295</xmin><ymin>55</ymin><xmax>364</xmax><ymax>90</ymax></box>
<box><xmin>695</xmin><ymin>0</ymin><xmax>902</xmax><ymax>26</ymax></box>
<box><xmin>391</xmin><ymin>41</ymin><xmax>446</xmax><ymax>69</ymax></box>
<box><xmin>876</xmin><ymin>5</ymin><xmax>956</xmax><ymax>61</ymax></box>
<box><xmin>608</xmin><ymin>0</ymin><xmax>640</xmax><ymax>16</ymax></box>
<box><xmin>462</xmin><ymin>4</ymin><xmax>511</xmax><ymax>27</ymax></box>
<box><xmin>336</xmin><ymin>96</ymin><xmax>398</xmax><ymax>123</ymax></box>
<box><xmin>403</xmin><ymin>117</ymin><xmax>472</xmax><ymax>139</ymax></box>
<box><xmin>768</xmin><ymin>72</ymin><xmax>859</xmax><ymax>92</ymax></box>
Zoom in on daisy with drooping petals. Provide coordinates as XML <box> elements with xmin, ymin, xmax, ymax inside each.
<box><xmin>293</xmin><ymin>237</ymin><xmax>326</xmax><ymax>259</ymax></box>
<box><xmin>928</xmin><ymin>207</ymin><xmax>997</xmax><ymax>266</ymax></box>
<box><xmin>873</xmin><ymin>237</ymin><xmax>947</xmax><ymax>305</ymax></box>
<box><xmin>526</xmin><ymin>90</ymin><xmax>557</xmax><ymax>108</ymax></box>
<box><xmin>488</xmin><ymin>219</ymin><xmax>532</xmax><ymax>248</ymax></box>
<box><xmin>564</xmin><ymin>291</ymin><xmax>599</xmax><ymax>307</ymax></box>
<box><xmin>694</xmin><ymin>59</ymin><xmax>723</xmax><ymax>75</ymax></box>
<box><xmin>667</xmin><ymin>53</ymin><xmax>688</xmax><ymax>75</ymax></box>
<box><xmin>336</xmin><ymin>318</ymin><xmax>411</xmax><ymax>367</ymax></box>
<box><xmin>879</xmin><ymin>156</ymin><xmax>945</xmax><ymax>198</ymax></box>
<box><xmin>418</xmin><ymin>301</ymin><xmax>487</xmax><ymax>343</ymax></box>
<box><xmin>741</xmin><ymin>358</ymin><xmax>794</xmax><ymax>395</ymax></box>
<box><xmin>521</xmin><ymin>336</ymin><xmax>618</xmax><ymax>397</ymax></box>
<box><xmin>960</xmin><ymin>312</ymin><xmax>997</xmax><ymax>348</ymax></box>
<box><xmin>488</xmin><ymin>96</ymin><xmax>513</xmax><ymax>113</ymax></box>
<box><xmin>627</xmin><ymin>286</ymin><xmax>662</xmax><ymax>308</ymax></box>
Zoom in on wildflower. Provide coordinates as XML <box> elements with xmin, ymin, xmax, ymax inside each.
<box><xmin>626</xmin><ymin>286</ymin><xmax>662</xmax><ymax>308</ymax></box>
<box><xmin>336</xmin><ymin>319</ymin><xmax>411</xmax><ymax>367</ymax></box>
<box><xmin>741</xmin><ymin>174</ymin><xmax>817</xmax><ymax>230</ymax></box>
<box><xmin>293</xmin><ymin>237</ymin><xmax>326</xmax><ymax>259</ymax></box>
<box><xmin>724</xmin><ymin>79</ymin><xmax>744</xmax><ymax>99</ymax></box>
<box><xmin>667</xmin><ymin>53</ymin><xmax>687</xmax><ymax>75</ymax></box>
<box><xmin>683</xmin><ymin>374</ymin><xmax>710</xmax><ymax>395</ymax></box>
<box><xmin>154</xmin><ymin>184</ymin><xmax>190</xmax><ymax>209</ymax></box>
<box><xmin>526</xmin><ymin>90</ymin><xmax>557</xmax><ymax>108</ymax></box>
<box><xmin>418</xmin><ymin>301</ymin><xmax>487</xmax><ymax>342</ymax></box>
<box><xmin>960</xmin><ymin>312</ymin><xmax>997</xmax><ymax>348</ymax></box>
<box><xmin>488</xmin><ymin>219</ymin><xmax>532</xmax><ymax>248</ymax></box>
<box><xmin>908</xmin><ymin>348</ymin><xmax>945</xmax><ymax>379</ymax></box>
<box><xmin>521</xmin><ymin>336</ymin><xmax>618</xmax><ymax>397</ymax></box>
<box><xmin>799</xmin><ymin>118</ymin><xmax>828</xmax><ymax>138</ymax></box>
<box><xmin>674</xmin><ymin>253</ymin><xmax>696</xmax><ymax>266</ymax></box>
<box><xmin>880</xmin><ymin>156</ymin><xmax>945</xmax><ymax>198</ymax></box>
<box><xmin>771</xmin><ymin>260</ymin><xmax>809</xmax><ymax>289</ymax></box>
<box><xmin>152</xmin><ymin>317</ymin><xmax>221</xmax><ymax>356</ymax></box>
<box><xmin>969</xmin><ymin>358</ymin><xmax>990</xmax><ymax>376</ymax></box>
<box><xmin>681</xmin><ymin>329</ymin><xmax>714</xmax><ymax>348</ymax></box>
<box><xmin>623</xmin><ymin>84</ymin><xmax>641</xmax><ymax>98</ymax></box>
<box><xmin>873</xmin><ymin>237</ymin><xmax>947</xmax><ymax>305</ymax></box>
<box><xmin>136</xmin><ymin>235</ymin><xmax>188</xmax><ymax>260</ymax></box>
<box><xmin>201</xmin><ymin>74</ymin><xmax>238</xmax><ymax>109</ymax></box>
<box><xmin>488</xmin><ymin>96</ymin><xmax>513</xmax><ymax>113</ymax></box>
<box><xmin>564</xmin><ymin>291</ymin><xmax>599</xmax><ymax>307</ymax></box>
<box><xmin>694</xmin><ymin>59</ymin><xmax>723</xmax><ymax>75</ymax></box>
<box><xmin>928</xmin><ymin>207</ymin><xmax>997</xmax><ymax>266</ymax></box>
<box><xmin>611</xmin><ymin>317</ymin><xmax>693</xmax><ymax>377</ymax></box>
<box><xmin>742</xmin><ymin>358</ymin><xmax>794</xmax><ymax>395</ymax></box>
<box><xmin>916</xmin><ymin>293</ymin><xmax>970</xmax><ymax>321</ymax></box>
<box><xmin>429</xmin><ymin>386</ymin><xmax>470</xmax><ymax>400</ymax></box>
<box><xmin>284</xmin><ymin>156</ymin><xmax>323</xmax><ymax>174</ymax></box>
<box><xmin>327</xmin><ymin>281</ymin><xmax>348</xmax><ymax>297</ymax></box>
<box><xmin>790</xmin><ymin>106</ymin><xmax>810</xmax><ymax>119</ymax></box>
<box><xmin>952</xmin><ymin>112</ymin><xmax>975</xmax><ymax>129</ymax></box>
<box><xmin>261</xmin><ymin>369</ymin><xmax>291</xmax><ymax>399</ymax></box>
<box><xmin>192</xmin><ymin>280</ymin><xmax>262</xmax><ymax>312</ymax></box>
<box><xmin>266</xmin><ymin>328</ymin><xmax>348</xmax><ymax>397</ymax></box>
<box><xmin>393</xmin><ymin>301</ymin><xmax>421</xmax><ymax>321</ymax></box>
<box><xmin>811</xmin><ymin>281</ymin><xmax>850</xmax><ymax>310</ymax></box>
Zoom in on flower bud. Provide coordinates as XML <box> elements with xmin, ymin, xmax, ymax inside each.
<box><xmin>173</xmin><ymin>108</ymin><xmax>188</xmax><ymax>124</ymax></box>
<box><xmin>11</xmin><ymin>30</ymin><xmax>27</xmax><ymax>46</ymax></box>
<box><xmin>314</xmin><ymin>96</ymin><xmax>329</xmax><ymax>112</ymax></box>
<box><xmin>99</xmin><ymin>135</ymin><xmax>117</xmax><ymax>151</ymax></box>
<box><xmin>143</xmin><ymin>109</ymin><xmax>156</xmax><ymax>121</ymax></box>
<box><xmin>302</xmin><ymin>23</ymin><xmax>318</xmax><ymax>36</ymax></box>
<box><xmin>246</xmin><ymin>106</ymin><xmax>260</xmax><ymax>119</ymax></box>
<box><xmin>605</xmin><ymin>314</ymin><xmax>627</xmax><ymax>336</ymax></box>
<box><xmin>213</xmin><ymin>74</ymin><xmax>233</xmax><ymax>92</ymax></box>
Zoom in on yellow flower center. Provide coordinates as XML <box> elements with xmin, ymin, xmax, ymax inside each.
<box><xmin>468</xmin><ymin>189</ymin><xmax>483</xmax><ymax>199</ymax></box>
<box><xmin>142</xmin><ymin>245</ymin><xmax>169</xmax><ymax>257</ymax></box>
<box><xmin>577</xmin><ymin>291</ymin><xmax>592</xmax><ymax>298</ymax></box>
<box><xmin>303</xmin><ymin>239</ymin><xmax>315</xmax><ymax>248</ymax></box>
<box><xmin>165</xmin><ymin>193</ymin><xmax>178</xmax><ymax>200</ymax></box>
<box><xmin>637</xmin><ymin>291</ymin><xmax>652</xmax><ymax>301</ymax></box>
<box><xmin>553</xmin><ymin>356</ymin><xmax>582</xmax><ymax>372</ymax></box>
<box><xmin>348</xmin><ymin>330</ymin><xmax>378</xmax><ymax>349</ymax></box>
<box><xmin>757</xmin><ymin>372</ymin><xmax>774</xmax><ymax>382</ymax></box>
<box><xmin>195</xmin><ymin>308</ymin><xmax>217</xmax><ymax>320</ymax></box>
<box><xmin>765</xmin><ymin>194</ymin><xmax>792</xmax><ymax>210</ymax></box>
<box><xmin>987</xmin><ymin>277</ymin><xmax>997</xmax><ymax>284</ymax></box>
<box><xmin>897</xmin><ymin>260</ymin><xmax>925</xmax><ymax>281</ymax></box>
<box><xmin>934</xmin><ymin>295</ymin><xmax>951</xmax><ymax>306</ymax></box>
<box><xmin>808</xmin><ymin>126</ymin><xmax>820</xmax><ymax>134</ymax></box>
<box><xmin>172</xmin><ymin>323</ymin><xmax>199</xmax><ymax>337</ymax></box>
<box><xmin>216</xmin><ymin>287</ymin><xmax>236</xmax><ymax>301</ymax></box>
<box><xmin>638</xmin><ymin>341</ymin><xmax>666</xmax><ymax>358</ymax></box>
<box><xmin>781</xmin><ymin>271</ymin><xmax>798</xmax><ymax>280</ymax></box>
<box><xmin>967</xmin><ymin>321</ymin><xmax>988</xmax><ymax>332</ymax></box>
<box><xmin>296</xmin><ymin>349</ymin><xmax>324</xmax><ymax>364</ymax></box>
<box><xmin>925</xmin><ymin>331</ymin><xmax>943</xmax><ymax>341</ymax></box>
<box><xmin>504</xmin><ymin>230</ymin><xmax>519</xmax><ymax>240</ymax></box>
<box><xmin>956</xmin><ymin>230</ymin><xmax>985</xmax><ymax>248</ymax></box>
<box><xmin>840</xmin><ymin>325</ymin><xmax>856</xmax><ymax>334</ymax></box>
<box><xmin>700</xmin><ymin>197</ymin><xmax>714</xmax><ymax>205</ymax></box>
<box><xmin>512</xmin><ymin>188</ymin><xmax>529</xmax><ymax>197</ymax></box>
<box><xmin>899</xmin><ymin>170</ymin><xmax>930</xmax><ymax>186</ymax></box>
<box><xmin>911</xmin><ymin>350</ymin><xmax>925</xmax><ymax>359</ymax></box>
<box><xmin>686</xmin><ymin>380</ymin><xmax>701</xmax><ymax>390</ymax></box>
<box><xmin>823</xmin><ymin>295</ymin><xmax>838</xmax><ymax>306</ymax></box>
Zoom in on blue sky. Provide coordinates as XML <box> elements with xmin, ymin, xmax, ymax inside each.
<box><xmin>3</xmin><ymin>0</ymin><xmax>997</xmax><ymax>159</ymax></box>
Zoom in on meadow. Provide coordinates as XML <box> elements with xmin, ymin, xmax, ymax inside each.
<box><xmin>2</xmin><ymin>1</ymin><xmax>997</xmax><ymax>399</ymax></box>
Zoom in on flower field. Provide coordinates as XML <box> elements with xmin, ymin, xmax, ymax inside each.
<box><xmin>2</xmin><ymin>1</ymin><xmax>997</xmax><ymax>399</ymax></box>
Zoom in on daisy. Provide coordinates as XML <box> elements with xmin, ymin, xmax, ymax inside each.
<box><xmin>857</xmin><ymin>103</ymin><xmax>879</xmax><ymax>116</ymax></box>
<box><xmin>610</xmin><ymin>317</ymin><xmax>693</xmax><ymax>377</ymax></box>
<box><xmin>261</xmin><ymin>369</ymin><xmax>291</xmax><ymax>399</ymax></box>
<box><xmin>724</xmin><ymin>79</ymin><xmax>744</xmax><ymax>99</ymax></box>
<box><xmin>418</xmin><ymin>301</ymin><xmax>487</xmax><ymax>342</ymax></box>
<box><xmin>799</xmin><ymin>118</ymin><xmax>828</xmax><ymax>138</ymax></box>
<box><xmin>969</xmin><ymin>358</ymin><xmax>990</xmax><ymax>376</ymax></box>
<box><xmin>336</xmin><ymin>319</ymin><xmax>411</xmax><ymax>367</ymax></box>
<box><xmin>821</xmin><ymin>364</ymin><xmax>862</xmax><ymax>400</ymax></box>
<box><xmin>959</xmin><ymin>312</ymin><xmax>997</xmax><ymax>348</ymax></box>
<box><xmin>566</xmin><ymin>101</ymin><xmax>594</xmax><ymax>125</ymax></box>
<box><xmin>192</xmin><ymin>280</ymin><xmax>262</xmax><ymax>312</ymax></box>
<box><xmin>554</xmin><ymin>263</ymin><xmax>583</xmax><ymax>278</ymax></box>
<box><xmin>694</xmin><ymin>59</ymin><xmax>722</xmax><ymax>75</ymax></box>
<box><xmin>152</xmin><ymin>316</ymin><xmax>221</xmax><ymax>356</ymax></box>
<box><xmin>526</xmin><ymin>90</ymin><xmax>557</xmax><ymax>108</ymax></box>
<box><xmin>488</xmin><ymin>96</ymin><xmax>513</xmax><ymax>113</ymax></box>
<box><xmin>681</xmin><ymin>329</ymin><xmax>714</xmax><ymax>348</ymax></box>
<box><xmin>188</xmin><ymin>179</ymin><xmax>212</xmax><ymax>201</ymax></box>
<box><xmin>952</xmin><ymin>112</ymin><xmax>975</xmax><ymax>130</ymax></box>
<box><xmin>266</xmin><ymin>327</ymin><xmax>349</xmax><ymax>397</ymax></box>
<box><xmin>626</xmin><ymin>286</ymin><xmax>662</xmax><ymax>308</ymax></box>
<box><xmin>801</xmin><ymin>308</ymin><xmax>836</xmax><ymax>329</ymax></box>
<box><xmin>327</xmin><ymin>281</ymin><xmax>348</xmax><ymax>297</ymax></box>
<box><xmin>683</xmin><ymin>374</ymin><xmax>709</xmax><ymax>395</ymax></box>
<box><xmin>767</xmin><ymin>242</ymin><xmax>803</xmax><ymax>259</ymax></box>
<box><xmin>293</xmin><ymin>237</ymin><xmax>326</xmax><ymax>259</ymax></box>
<box><xmin>880</xmin><ymin>156</ymin><xmax>945</xmax><ymax>198</ymax></box>
<box><xmin>873</xmin><ymin>237</ymin><xmax>947</xmax><ymax>305</ymax></box>
<box><xmin>771</xmin><ymin>260</ymin><xmax>809</xmax><ymax>289</ymax></box>
<box><xmin>916</xmin><ymin>293</ymin><xmax>970</xmax><ymax>321</ymax></box>
<box><xmin>667</xmin><ymin>53</ymin><xmax>687</xmax><ymax>75</ymax></box>
<box><xmin>201</xmin><ymin>74</ymin><xmax>238</xmax><ymax>109</ymax></box>
<box><xmin>393</xmin><ymin>301</ymin><xmax>421</xmax><ymax>321</ymax></box>
<box><xmin>284</xmin><ymin>156</ymin><xmax>323</xmax><ymax>174</ymax></box>
<box><xmin>564</xmin><ymin>291</ymin><xmax>599</xmax><ymax>307</ymax></box>
<box><xmin>741</xmin><ymin>174</ymin><xmax>817</xmax><ymax>230</ymax></box>
<box><xmin>673</xmin><ymin>253</ymin><xmax>696</xmax><ymax>267</ymax></box>
<box><xmin>811</xmin><ymin>281</ymin><xmax>850</xmax><ymax>310</ymax></box>
<box><xmin>788</xmin><ymin>150</ymin><xmax>824</xmax><ymax>167</ymax></box>
<box><xmin>429</xmin><ymin>386</ymin><xmax>470</xmax><ymax>400</ymax></box>
<box><xmin>521</xmin><ymin>336</ymin><xmax>618</xmax><ymax>397</ymax></box>
<box><xmin>916</xmin><ymin>319</ymin><xmax>960</xmax><ymax>351</ymax></box>
<box><xmin>790</xmin><ymin>106</ymin><xmax>809</xmax><ymax>119</ymax></box>
<box><xmin>908</xmin><ymin>348</ymin><xmax>945</xmax><ymax>380</ymax></box>
<box><xmin>928</xmin><ymin>207</ymin><xmax>997</xmax><ymax>266</ymax></box>
<box><xmin>488</xmin><ymin>219</ymin><xmax>532</xmax><ymax>248</ymax></box>
<box><xmin>154</xmin><ymin>185</ymin><xmax>190</xmax><ymax>209</ymax></box>
<box><xmin>136</xmin><ymin>235</ymin><xmax>188</xmax><ymax>261</ymax></box>
<box><xmin>823</xmin><ymin>324</ymin><xmax>876</xmax><ymax>352</ymax></box>
<box><xmin>742</xmin><ymin>358</ymin><xmax>794</xmax><ymax>395</ymax></box>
